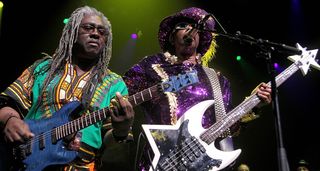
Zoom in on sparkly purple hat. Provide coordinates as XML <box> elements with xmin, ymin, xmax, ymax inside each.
<box><xmin>158</xmin><ymin>7</ymin><xmax>215</xmax><ymax>56</ymax></box>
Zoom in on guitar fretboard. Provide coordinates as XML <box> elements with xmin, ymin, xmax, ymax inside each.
<box><xmin>52</xmin><ymin>85</ymin><xmax>160</xmax><ymax>141</ymax></box>
<box><xmin>200</xmin><ymin>62</ymin><xmax>300</xmax><ymax>144</ymax></box>
<box><xmin>52</xmin><ymin>107</ymin><xmax>109</xmax><ymax>141</ymax></box>
<box><xmin>128</xmin><ymin>85</ymin><xmax>160</xmax><ymax>106</ymax></box>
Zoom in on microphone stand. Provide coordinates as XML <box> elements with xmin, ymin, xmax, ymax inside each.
<box><xmin>201</xmin><ymin>19</ymin><xmax>300</xmax><ymax>170</ymax></box>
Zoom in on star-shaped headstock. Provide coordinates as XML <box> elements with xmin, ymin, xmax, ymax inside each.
<box><xmin>288</xmin><ymin>43</ymin><xmax>319</xmax><ymax>76</ymax></box>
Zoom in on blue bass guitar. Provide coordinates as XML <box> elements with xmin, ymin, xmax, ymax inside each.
<box><xmin>7</xmin><ymin>70</ymin><xmax>199</xmax><ymax>171</ymax></box>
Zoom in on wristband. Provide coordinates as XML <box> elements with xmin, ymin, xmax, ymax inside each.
<box><xmin>112</xmin><ymin>130</ymin><xmax>129</xmax><ymax>143</ymax></box>
<box><xmin>3</xmin><ymin>115</ymin><xmax>19</xmax><ymax>129</ymax></box>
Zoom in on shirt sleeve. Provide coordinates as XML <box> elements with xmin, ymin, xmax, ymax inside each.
<box><xmin>1</xmin><ymin>65</ymin><xmax>36</xmax><ymax>116</ymax></box>
<box><xmin>1</xmin><ymin>58</ymin><xmax>50</xmax><ymax>117</ymax></box>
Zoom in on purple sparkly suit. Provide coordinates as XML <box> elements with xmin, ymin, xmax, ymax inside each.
<box><xmin>123</xmin><ymin>53</ymin><xmax>234</xmax><ymax>170</ymax></box>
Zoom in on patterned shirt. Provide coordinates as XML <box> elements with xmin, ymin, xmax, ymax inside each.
<box><xmin>1</xmin><ymin>57</ymin><xmax>128</xmax><ymax>170</ymax></box>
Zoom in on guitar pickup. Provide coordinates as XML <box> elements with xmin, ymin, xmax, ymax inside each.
<box><xmin>39</xmin><ymin>132</ymin><xmax>45</xmax><ymax>150</ymax></box>
<box><xmin>51</xmin><ymin>127</ymin><xmax>58</xmax><ymax>144</ymax></box>
<box><xmin>26</xmin><ymin>140</ymin><xmax>32</xmax><ymax>155</ymax></box>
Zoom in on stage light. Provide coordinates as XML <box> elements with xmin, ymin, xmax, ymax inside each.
<box><xmin>0</xmin><ymin>1</ymin><xmax>3</xmax><ymax>8</ymax></box>
<box><xmin>131</xmin><ymin>33</ymin><xmax>138</xmax><ymax>39</ymax></box>
<box><xmin>236</xmin><ymin>55</ymin><xmax>241</xmax><ymax>61</ymax></box>
<box><xmin>63</xmin><ymin>18</ymin><xmax>69</xmax><ymax>24</ymax></box>
<box><xmin>274</xmin><ymin>63</ymin><xmax>279</xmax><ymax>69</ymax></box>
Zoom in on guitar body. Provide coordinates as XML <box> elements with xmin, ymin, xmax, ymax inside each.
<box><xmin>0</xmin><ymin>71</ymin><xmax>201</xmax><ymax>171</ymax></box>
<box><xmin>14</xmin><ymin>101</ymin><xmax>81</xmax><ymax>171</ymax></box>
<box><xmin>142</xmin><ymin>44</ymin><xmax>319</xmax><ymax>171</ymax></box>
<box><xmin>142</xmin><ymin>100</ymin><xmax>241</xmax><ymax>171</ymax></box>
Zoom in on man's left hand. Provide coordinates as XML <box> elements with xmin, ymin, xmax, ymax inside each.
<box><xmin>253</xmin><ymin>82</ymin><xmax>272</xmax><ymax>107</ymax></box>
<box><xmin>109</xmin><ymin>92</ymin><xmax>134</xmax><ymax>138</ymax></box>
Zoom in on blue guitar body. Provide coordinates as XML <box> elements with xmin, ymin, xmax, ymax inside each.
<box><xmin>5</xmin><ymin>70</ymin><xmax>201</xmax><ymax>171</ymax></box>
<box><xmin>15</xmin><ymin>101</ymin><xmax>81</xmax><ymax>171</ymax></box>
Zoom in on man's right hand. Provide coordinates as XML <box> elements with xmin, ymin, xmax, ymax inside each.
<box><xmin>0</xmin><ymin>107</ymin><xmax>34</xmax><ymax>143</ymax></box>
<box><xmin>4</xmin><ymin>117</ymin><xmax>34</xmax><ymax>142</ymax></box>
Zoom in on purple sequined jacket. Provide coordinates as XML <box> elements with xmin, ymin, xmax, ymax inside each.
<box><xmin>123</xmin><ymin>52</ymin><xmax>236</xmax><ymax>170</ymax></box>
<box><xmin>123</xmin><ymin>53</ymin><xmax>233</xmax><ymax>128</ymax></box>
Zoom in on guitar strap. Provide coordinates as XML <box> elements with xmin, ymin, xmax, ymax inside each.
<box><xmin>81</xmin><ymin>73</ymin><xmax>99</xmax><ymax>109</ymax></box>
<box><xmin>202</xmin><ymin>66</ymin><xmax>235</xmax><ymax>152</ymax></box>
<box><xmin>76</xmin><ymin>73</ymin><xmax>99</xmax><ymax>164</ymax></box>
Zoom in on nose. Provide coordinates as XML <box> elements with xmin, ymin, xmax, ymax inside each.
<box><xmin>89</xmin><ymin>28</ymin><xmax>101</xmax><ymax>39</ymax></box>
<box><xmin>91</xmin><ymin>27</ymin><xmax>100</xmax><ymax>35</ymax></box>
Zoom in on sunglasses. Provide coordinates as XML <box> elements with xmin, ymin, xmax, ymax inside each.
<box><xmin>80</xmin><ymin>23</ymin><xmax>108</xmax><ymax>36</ymax></box>
<box><xmin>174</xmin><ymin>22</ymin><xmax>197</xmax><ymax>30</ymax></box>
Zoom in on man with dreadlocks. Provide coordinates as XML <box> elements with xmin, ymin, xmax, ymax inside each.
<box><xmin>122</xmin><ymin>7</ymin><xmax>272</xmax><ymax>170</ymax></box>
<box><xmin>0</xmin><ymin>6</ymin><xmax>134</xmax><ymax>170</ymax></box>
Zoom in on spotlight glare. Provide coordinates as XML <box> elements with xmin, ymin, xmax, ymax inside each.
<box><xmin>131</xmin><ymin>33</ymin><xmax>138</xmax><ymax>39</ymax></box>
<box><xmin>236</xmin><ymin>55</ymin><xmax>241</xmax><ymax>61</ymax></box>
<box><xmin>63</xmin><ymin>18</ymin><xmax>69</xmax><ymax>24</ymax></box>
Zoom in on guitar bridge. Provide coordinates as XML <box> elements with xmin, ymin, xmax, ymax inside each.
<box><xmin>158</xmin><ymin>136</ymin><xmax>221</xmax><ymax>170</ymax></box>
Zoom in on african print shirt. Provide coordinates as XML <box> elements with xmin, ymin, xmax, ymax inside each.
<box><xmin>1</xmin><ymin>58</ymin><xmax>128</xmax><ymax>149</ymax></box>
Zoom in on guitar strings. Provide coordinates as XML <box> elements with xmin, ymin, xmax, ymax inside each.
<box><xmin>16</xmin><ymin>72</ymin><xmax>199</xmax><ymax>160</ymax></box>
<box><xmin>159</xmin><ymin>64</ymin><xmax>298</xmax><ymax>169</ymax></box>
<box><xmin>20</xmin><ymin>86</ymin><xmax>159</xmax><ymax>150</ymax></box>
<box><xmin>23</xmin><ymin>72</ymin><xmax>197</xmax><ymax>145</ymax></box>
<box><xmin>159</xmin><ymin>95</ymin><xmax>261</xmax><ymax>170</ymax></box>
<box><xmin>19</xmin><ymin>109</ymin><xmax>108</xmax><ymax>150</ymax></box>
<box><xmin>160</xmin><ymin>137</ymin><xmax>204</xmax><ymax>170</ymax></box>
<box><xmin>19</xmin><ymin>85</ymin><xmax>162</xmax><ymax>150</ymax></box>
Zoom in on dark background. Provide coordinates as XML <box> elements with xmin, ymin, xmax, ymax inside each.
<box><xmin>0</xmin><ymin>0</ymin><xmax>319</xmax><ymax>170</ymax></box>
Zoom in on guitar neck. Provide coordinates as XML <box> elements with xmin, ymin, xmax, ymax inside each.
<box><xmin>128</xmin><ymin>84</ymin><xmax>159</xmax><ymax>107</ymax></box>
<box><xmin>200</xmin><ymin>62</ymin><xmax>300</xmax><ymax>144</ymax></box>
<box><xmin>53</xmin><ymin>69</ymin><xmax>199</xmax><ymax>141</ymax></box>
<box><xmin>53</xmin><ymin>85</ymin><xmax>160</xmax><ymax>141</ymax></box>
<box><xmin>53</xmin><ymin>107</ymin><xmax>110</xmax><ymax>141</ymax></box>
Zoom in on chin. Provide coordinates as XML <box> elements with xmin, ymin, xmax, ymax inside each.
<box><xmin>86</xmin><ymin>48</ymin><xmax>101</xmax><ymax>56</ymax></box>
<box><xmin>83</xmin><ymin>52</ymin><xmax>99</xmax><ymax>59</ymax></box>
<box><xmin>182</xmin><ymin>47</ymin><xmax>195</xmax><ymax>56</ymax></box>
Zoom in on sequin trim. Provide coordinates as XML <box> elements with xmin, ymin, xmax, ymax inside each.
<box><xmin>151</xmin><ymin>63</ymin><xmax>178</xmax><ymax>124</ymax></box>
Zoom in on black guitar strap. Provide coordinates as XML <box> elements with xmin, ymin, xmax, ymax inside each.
<box><xmin>81</xmin><ymin>73</ymin><xmax>99</xmax><ymax>110</ymax></box>
<box><xmin>202</xmin><ymin>66</ymin><xmax>235</xmax><ymax>152</ymax></box>
<box><xmin>76</xmin><ymin>73</ymin><xmax>100</xmax><ymax>164</ymax></box>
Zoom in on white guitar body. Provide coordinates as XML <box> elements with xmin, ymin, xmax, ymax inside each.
<box><xmin>142</xmin><ymin>43</ymin><xmax>319</xmax><ymax>171</ymax></box>
<box><xmin>142</xmin><ymin>100</ymin><xmax>241</xmax><ymax>171</ymax></box>
<box><xmin>179</xmin><ymin>100</ymin><xmax>241</xmax><ymax>170</ymax></box>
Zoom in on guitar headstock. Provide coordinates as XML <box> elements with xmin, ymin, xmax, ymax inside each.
<box><xmin>161</xmin><ymin>70</ymin><xmax>199</xmax><ymax>93</ymax></box>
<box><xmin>288</xmin><ymin>43</ymin><xmax>319</xmax><ymax>76</ymax></box>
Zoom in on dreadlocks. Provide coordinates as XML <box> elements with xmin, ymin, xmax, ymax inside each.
<box><xmin>40</xmin><ymin>6</ymin><xmax>112</xmax><ymax>98</ymax></box>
